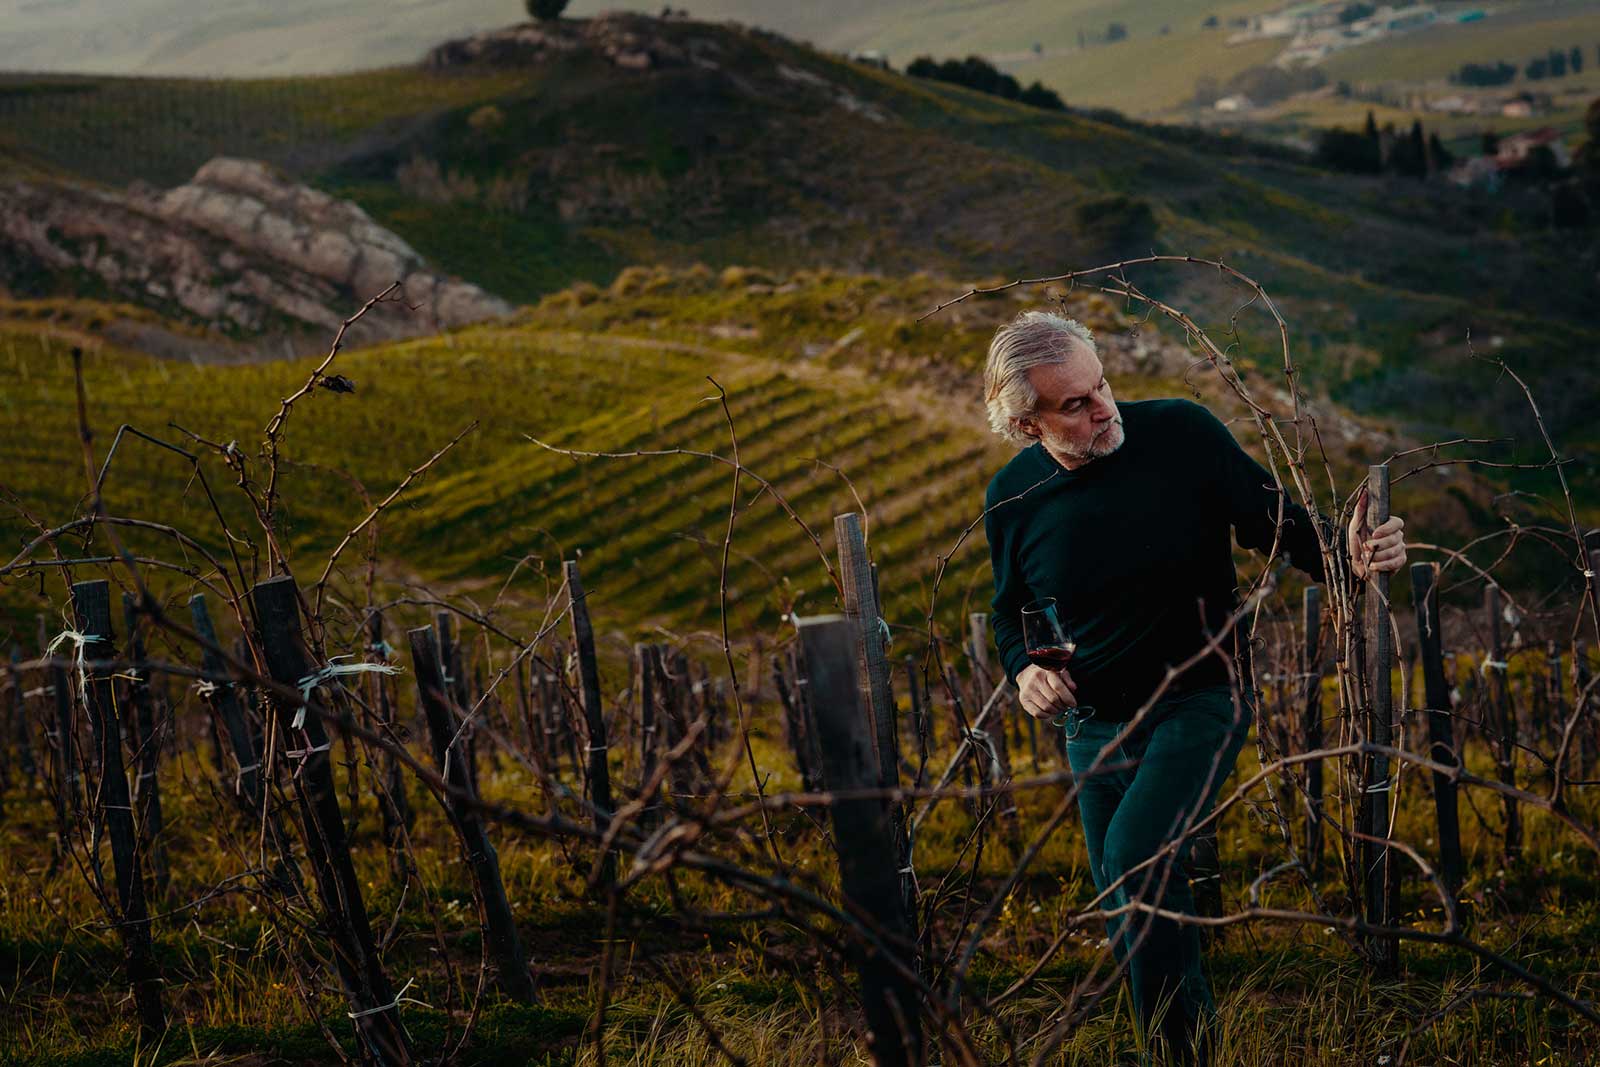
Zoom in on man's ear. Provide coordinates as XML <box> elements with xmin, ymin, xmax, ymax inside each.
<box><xmin>1018</xmin><ymin>418</ymin><xmax>1038</xmax><ymax>440</ymax></box>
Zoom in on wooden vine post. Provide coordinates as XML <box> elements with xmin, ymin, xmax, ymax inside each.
<box><xmin>796</xmin><ymin>614</ymin><xmax>923</xmax><ymax>1067</ymax></box>
<box><xmin>121</xmin><ymin>591</ymin><xmax>169</xmax><ymax>896</ymax></box>
<box><xmin>408</xmin><ymin>625</ymin><xmax>537</xmax><ymax>1004</ymax></box>
<box><xmin>1357</xmin><ymin>465</ymin><xmax>1398</xmax><ymax>973</ymax></box>
<box><xmin>564</xmin><ymin>560</ymin><xmax>616</xmax><ymax>889</ymax></box>
<box><xmin>1301</xmin><ymin>586</ymin><xmax>1325</xmax><ymax>872</ymax></box>
<box><xmin>1483</xmin><ymin>583</ymin><xmax>1522</xmax><ymax>862</ymax></box>
<box><xmin>835</xmin><ymin>513</ymin><xmax>917</xmax><ymax>922</ymax></box>
<box><xmin>252</xmin><ymin>576</ymin><xmax>413</xmax><ymax>1065</ymax></box>
<box><xmin>1410</xmin><ymin>562</ymin><xmax>1464</xmax><ymax>894</ymax></box>
<box><xmin>70</xmin><ymin>579</ymin><xmax>165</xmax><ymax>1040</ymax></box>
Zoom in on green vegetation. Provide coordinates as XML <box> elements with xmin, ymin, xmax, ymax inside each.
<box><xmin>0</xmin><ymin>646</ymin><xmax>1594</xmax><ymax>1064</ymax></box>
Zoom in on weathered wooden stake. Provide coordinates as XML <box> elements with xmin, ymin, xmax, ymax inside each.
<box><xmin>252</xmin><ymin>576</ymin><xmax>412</xmax><ymax>1065</ymax></box>
<box><xmin>1358</xmin><ymin>466</ymin><xmax>1398</xmax><ymax>972</ymax></box>
<box><xmin>1483</xmin><ymin>583</ymin><xmax>1521</xmax><ymax>862</ymax></box>
<box><xmin>368</xmin><ymin>611</ymin><xmax>412</xmax><ymax>883</ymax></box>
<box><xmin>5</xmin><ymin>645</ymin><xmax>36</xmax><ymax>782</ymax></box>
<box><xmin>435</xmin><ymin>611</ymin><xmax>479</xmax><ymax>798</ymax></box>
<box><xmin>71</xmin><ymin>579</ymin><xmax>165</xmax><ymax>1039</ymax></box>
<box><xmin>636</xmin><ymin>642</ymin><xmax>662</xmax><ymax>828</ymax></box>
<box><xmin>1302</xmin><ymin>586</ymin><xmax>1325</xmax><ymax>871</ymax></box>
<box><xmin>42</xmin><ymin>614</ymin><xmax>79</xmax><ymax>853</ymax></box>
<box><xmin>121</xmin><ymin>593</ymin><xmax>169</xmax><ymax>896</ymax></box>
<box><xmin>836</xmin><ymin>513</ymin><xmax>918</xmax><ymax>915</ymax></box>
<box><xmin>1546</xmin><ymin>639</ymin><xmax>1563</xmax><ymax>752</ymax></box>
<box><xmin>564</xmin><ymin>561</ymin><xmax>616</xmax><ymax>888</ymax></box>
<box><xmin>903</xmin><ymin>656</ymin><xmax>930</xmax><ymax>788</ymax></box>
<box><xmin>1410</xmin><ymin>563</ymin><xmax>1464</xmax><ymax>894</ymax></box>
<box><xmin>966</xmin><ymin>610</ymin><xmax>1019</xmax><ymax>838</ymax></box>
<box><xmin>797</xmin><ymin>614</ymin><xmax>923</xmax><ymax>1067</ymax></box>
<box><xmin>408</xmin><ymin>626</ymin><xmax>537</xmax><ymax>1004</ymax></box>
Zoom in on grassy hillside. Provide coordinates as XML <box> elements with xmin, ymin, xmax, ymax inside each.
<box><xmin>3</xmin><ymin>13</ymin><xmax>1596</xmax><ymax>521</ymax></box>
<box><xmin>1</xmin><ymin>267</ymin><xmax>1521</xmax><ymax>647</ymax></box>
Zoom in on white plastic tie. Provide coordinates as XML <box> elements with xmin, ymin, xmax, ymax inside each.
<box><xmin>294</xmin><ymin>656</ymin><xmax>401</xmax><ymax>728</ymax></box>
<box><xmin>367</xmin><ymin>639</ymin><xmax>396</xmax><ymax>658</ymax></box>
<box><xmin>46</xmin><ymin>628</ymin><xmax>101</xmax><ymax>701</ymax></box>
<box><xmin>233</xmin><ymin>762</ymin><xmax>260</xmax><ymax>795</ymax></box>
<box><xmin>1479</xmin><ymin>658</ymin><xmax>1508</xmax><ymax>675</ymax></box>
<box><xmin>284</xmin><ymin>741</ymin><xmax>332</xmax><ymax>760</ymax></box>
<box><xmin>347</xmin><ymin>977</ymin><xmax>430</xmax><ymax>1019</ymax></box>
<box><xmin>1363</xmin><ymin>779</ymin><xmax>1393</xmax><ymax>794</ymax></box>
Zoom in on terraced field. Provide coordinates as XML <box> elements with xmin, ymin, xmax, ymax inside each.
<box><xmin>0</xmin><ymin>294</ymin><xmax>1015</xmax><ymax>645</ymax></box>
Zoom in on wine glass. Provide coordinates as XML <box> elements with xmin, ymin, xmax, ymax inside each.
<box><xmin>1022</xmin><ymin>597</ymin><xmax>1076</xmax><ymax>671</ymax></box>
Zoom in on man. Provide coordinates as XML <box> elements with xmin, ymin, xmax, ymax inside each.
<box><xmin>980</xmin><ymin>310</ymin><xmax>1405</xmax><ymax>1064</ymax></box>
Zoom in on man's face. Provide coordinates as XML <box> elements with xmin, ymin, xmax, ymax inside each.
<box><xmin>1019</xmin><ymin>343</ymin><xmax>1123</xmax><ymax>467</ymax></box>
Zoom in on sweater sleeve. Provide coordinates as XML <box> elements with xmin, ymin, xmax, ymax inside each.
<box><xmin>985</xmin><ymin>479</ymin><xmax>1034</xmax><ymax>690</ymax></box>
<box><xmin>1193</xmin><ymin>403</ymin><xmax>1340</xmax><ymax>582</ymax></box>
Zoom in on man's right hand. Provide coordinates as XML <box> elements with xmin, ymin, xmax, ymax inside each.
<box><xmin>1018</xmin><ymin>663</ymin><xmax>1078</xmax><ymax>720</ymax></box>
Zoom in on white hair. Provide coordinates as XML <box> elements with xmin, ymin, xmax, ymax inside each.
<box><xmin>982</xmin><ymin>310</ymin><xmax>1097</xmax><ymax>447</ymax></box>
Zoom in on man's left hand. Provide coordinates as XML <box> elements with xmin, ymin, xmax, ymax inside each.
<box><xmin>1348</xmin><ymin>484</ymin><xmax>1406</xmax><ymax>580</ymax></box>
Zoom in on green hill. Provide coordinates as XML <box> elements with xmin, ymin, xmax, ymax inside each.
<box><xmin>1</xmin><ymin>267</ymin><xmax>1514</xmax><ymax>645</ymax></box>
<box><xmin>3</xmin><ymin>13</ymin><xmax>1594</xmax><ymax>499</ymax></box>
<box><xmin>2</xmin><ymin>10</ymin><xmax>1596</xmax><ymax>643</ymax></box>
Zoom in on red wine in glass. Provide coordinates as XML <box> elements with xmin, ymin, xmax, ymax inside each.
<box><xmin>1028</xmin><ymin>644</ymin><xmax>1076</xmax><ymax>670</ymax></box>
<box><xmin>1022</xmin><ymin>597</ymin><xmax>1076</xmax><ymax>672</ymax></box>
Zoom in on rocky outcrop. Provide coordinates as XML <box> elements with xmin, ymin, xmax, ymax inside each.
<box><xmin>0</xmin><ymin>158</ymin><xmax>511</xmax><ymax>353</ymax></box>
<box><xmin>424</xmin><ymin>13</ymin><xmax>718</xmax><ymax>74</ymax></box>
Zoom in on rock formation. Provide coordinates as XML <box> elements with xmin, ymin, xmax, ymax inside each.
<box><xmin>0</xmin><ymin>157</ymin><xmax>511</xmax><ymax>355</ymax></box>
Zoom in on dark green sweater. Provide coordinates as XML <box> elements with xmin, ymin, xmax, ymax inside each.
<box><xmin>985</xmin><ymin>398</ymin><xmax>1335</xmax><ymax>719</ymax></box>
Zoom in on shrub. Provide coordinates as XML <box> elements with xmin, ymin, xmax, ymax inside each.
<box><xmin>525</xmin><ymin>0</ymin><xmax>568</xmax><ymax>20</ymax></box>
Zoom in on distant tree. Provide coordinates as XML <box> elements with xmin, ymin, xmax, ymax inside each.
<box><xmin>1573</xmin><ymin>46</ymin><xmax>1584</xmax><ymax>74</ymax></box>
<box><xmin>1339</xmin><ymin>2</ymin><xmax>1376</xmax><ymax>24</ymax></box>
<box><xmin>1387</xmin><ymin>118</ymin><xmax>1427</xmax><ymax>177</ymax></box>
<box><xmin>1482</xmin><ymin>130</ymin><xmax>1501</xmax><ymax>156</ymax></box>
<box><xmin>1032</xmin><ymin>41</ymin><xmax>1044</xmax><ymax>54</ymax></box>
<box><xmin>1364</xmin><ymin>108</ymin><xmax>1379</xmax><ymax>142</ymax></box>
<box><xmin>1202</xmin><ymin>14</ymin><xmax>1219</xmax><ymax>29</ymax></box>
<box><xmin>1454</xmin><ymin>61</ymin><xmax>1516</xmax><ymax>87</ymax></box>
<box><xmin>1223</xmin><ymin>63</ymin><xmax>1325</xmax><ymax>105</ymax></box>
<box><xmin>1550</xmin><ymin>179</ymin><xmax>1590</xmax><ymax>227</ymax></box>
<box><xmin>1550</xmin><ymin>49</ymin><xmax>1567</xmax><ymax>78</ymax></box>
<box><xmin>1159</xmin><ymin>24</ymin><xmax>1170</xmax><ymax>35</ymax></box>
<box><xmin>1526</xmin><ymin>56</ymin><xmax>1549</xmax><ymax>80</ymax></box>
<box><xmin>526</xmin><ymin>0</ymin><xmax>568</xmax><ymax>19</ymax></box>
<box><xmin>1427</xmin><ymin>131</ymin><xmax>1455</xmax><ymax>171</ymax></box>
<box><xmin>1572</xmin><ymin>99</ymin><xmax>1600</xmax><ymax>227</ymax></box>
<box><xmin>1106</xmin><ymin>22</ymin><xmax>1128</xmax><ymax>42</ymax></box>
<box><xmin>1515</xmin><ymin>144</ymin><xmax>1562</xmax><ymax>182</ymax></box>
<box><xmin>905</xmin><ymin>53</ymin><xmax>1060</xmax><ymax>109</ymax></box>
<box><xmin>1572</xmin><ymin>96</ymin><xmax>1600</xmax><ymax>189</ymax></box>
<box><xmin>1019</xmin><ymin>80</ymin><xmax>1066</xmax><ymax>110</ymax></box>
<box><xmin>1316</xmin><ymin>127</ymin><xmax>1382</xmax><ymax>173</ymax></box>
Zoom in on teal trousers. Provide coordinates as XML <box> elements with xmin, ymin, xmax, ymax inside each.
<box><xmin>1063</xmin><ymin>684</ymin><xmax>1253</xmax><ymax>1066</ymax></box>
